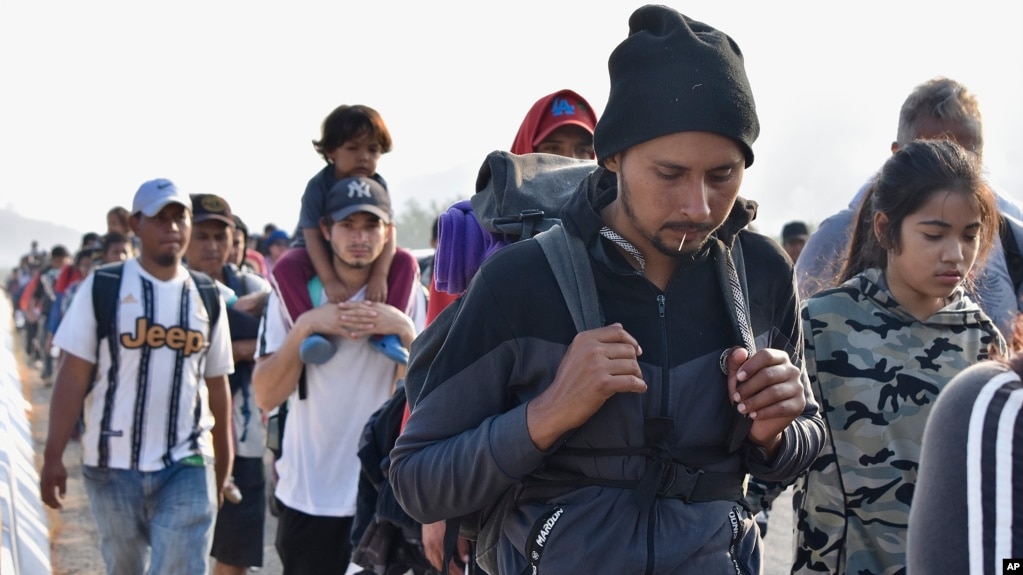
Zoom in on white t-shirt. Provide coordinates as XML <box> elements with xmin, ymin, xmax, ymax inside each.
<box><xmin>217</xmin><ymin>268</ymin><xmax>272</xmax><ymax>459</ymax></box>
<box><xmin>257</xmin><ymin>282</ymin><xmax>422</xmax><ymax>517</ymax></box>
<box><xmin>53</xmin><ymin>258</ymin><xmax>234</xmax><ymax>471</ymax></box>
<box><xmin>218</xmin><ymin>268</ymin><xmax>272</xmax><ymax>456</ymax></box>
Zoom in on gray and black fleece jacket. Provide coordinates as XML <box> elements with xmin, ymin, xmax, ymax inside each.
<box><xmin>390</xmin><ymin>167</ymin><xmax>825</xmax><ymax>574</ymax></box>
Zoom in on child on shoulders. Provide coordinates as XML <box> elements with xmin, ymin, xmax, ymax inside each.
<box><xmin>272</xmin><ymin>104</ymin><xmax>417</xmax><ymax>364</ymax></box>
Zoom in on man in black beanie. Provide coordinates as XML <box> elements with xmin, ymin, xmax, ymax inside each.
<box><xmin>390</xmin><ymin>5</ymin><xmax>825</xmax><ymax>574</ymax></box>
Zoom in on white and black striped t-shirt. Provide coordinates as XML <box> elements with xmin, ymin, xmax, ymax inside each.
<box><xmin>53</xmin><ymin>258</ymin><xmax>234</xmax><ymax>471</ymax></box>
<box><xmin>909</xmin><ymin>360</ymin><xmax>1023</xmax><ymax>575</ymax></box>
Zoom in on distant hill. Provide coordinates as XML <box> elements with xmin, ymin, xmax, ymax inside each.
<box><xmin>0</xmin><ymin>208</ymin><xmax>84</xmax><ymax>271</ymax></box>
<box><xmin>0</xmin><ymin>162</ymin><xmax>478</xmax><ymax>273</ymax></box>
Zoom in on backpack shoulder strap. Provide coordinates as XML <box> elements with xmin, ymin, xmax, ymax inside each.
<box><xmin>299</xmin><ymin>275</ymin><xmax>323</xmax><ymax>401</ymax></box>
<box><xmin>187</xmin><ymin>270</ymin><xmax>221</xmax><ymax>331</ymax></box>
<box><xmin>731</xmin><ymin>234</ymin><xmax>752</xmax><ymax>318</ymax></box>
<box><xmin>723</xmin><ymin>234</ymin><xmax>756</xmax><ymax>453</ymax></box>
<box><xmin>535</xmin><ymin>224</ymin><xmax>604</xmax><ymax>332</ymax></box>
<box><xmin>93</xmin><ymin>262</ymin><xmax>125</xmax><ymax>345</ymax></box>
<box><xmin>1000</xmin><ymin>214</ymin><xmax>1023</xmax><ymax>293</ymax></box>
<box><xmin>223</xmin><ymin>264</ymin><xmax>248</xmax><ymax>297</ymax></box>
<box><xmin>92</xmin><ymin>262</ymin><xmax>125</xmax><ymax>387</ymax></box>
<box><xmin>308</xmin><ymin>276</ymin><xmax>323</xmax><ymax>308</ymax></box>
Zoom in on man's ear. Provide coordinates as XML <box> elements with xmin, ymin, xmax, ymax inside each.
<box><xmin>603</xmin><ymin>153</ymin><xmax>622</xmax><ymax>173</ymax></box>
<box><xmin>319</xmin><ymin>218</ymin><xmax>331</xmax><ymax>242</ymax></box>
<box><xmin>129</xmin><ymin>214</ymin><xmax>141</xmax><ymax>236</ymax></box>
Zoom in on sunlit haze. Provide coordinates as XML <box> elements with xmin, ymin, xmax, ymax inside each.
<box><xmin>2</xmin><ymin>1</ymin><xmax>1021</xmax><ymax>264</ymax></box>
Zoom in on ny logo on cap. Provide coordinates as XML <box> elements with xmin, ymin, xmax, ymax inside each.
<box><xmin>551</xmin><ymin>98</ymin><xmax>576</xmax><ymax>117</ymax></box>
<box><xmin>347</xmin><ymin>180</ymin><xmax>372</xmax><ymax>198</ymax></box>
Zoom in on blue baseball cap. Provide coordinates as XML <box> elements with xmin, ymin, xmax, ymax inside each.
<box><xmin>263</xmin><ymin>229</ymin><xmax>290</xmax><ymax>249</ymax></box>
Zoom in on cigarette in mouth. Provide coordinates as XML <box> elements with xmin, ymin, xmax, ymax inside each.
<box><xmin>678</xmin><ymin>234</ymin><xmax>686</xmax><ymax>251</ymax></box>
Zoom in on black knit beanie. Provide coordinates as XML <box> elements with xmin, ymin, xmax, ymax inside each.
<box><xmin>593</xmin><ymin>5</ymin><xmax>760</xmax><ymax>167</ymax></box>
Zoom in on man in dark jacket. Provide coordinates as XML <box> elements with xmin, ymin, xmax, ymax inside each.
<box><xmin>390</xmin><ymin>5</ymin><xmax>826</xmax><ymax>574</ymax></box>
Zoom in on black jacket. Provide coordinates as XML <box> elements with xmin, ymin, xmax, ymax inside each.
<box><xmin>391</xmin><ymin>166</ymin><xmax>825</xmax><ymax>574</ymax></box>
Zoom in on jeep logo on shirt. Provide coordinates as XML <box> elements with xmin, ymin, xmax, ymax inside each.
<box><xmin>120</xmin><ymin>317</ymin><xmax>205</xmax><ymax>356</ymax></box>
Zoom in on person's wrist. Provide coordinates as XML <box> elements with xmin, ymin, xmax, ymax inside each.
<box><xmin>525</xmin><ymin>397</ymin><xmax>559</xmax><ymax>451</ymax></box>
<box><xmin>293</xmin><ymin>314</ymin><xmax>318</xmax><ymax>340</ymax></box>
<box><xmin>398</xmin><ymin>317</ymin><xmax>416</xmax><ymax>347</ymax></box>
<box><xmin>43</xmin><ymin>446</ymin><xmax>64</xmax><ymax>461</ymax></box>
<box><xmin>748</xmin><ymin>432</ymin><xmax>783</xmax><ymax>462</ymax></box>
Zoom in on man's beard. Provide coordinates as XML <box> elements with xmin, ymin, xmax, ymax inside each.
<box><xmin>618</xmin><ymin>172</ymin><xmax>715</xmax><ymax>258</ymax></box>
<box><xmin>153</xmin><ymin>252</ymin><xmax>179</xmax><ymax>268</ymax></box>
<box><xmin>334</xmin><ymin>247</ymin><xmax>371</xmax><ymax>270</ymax></box>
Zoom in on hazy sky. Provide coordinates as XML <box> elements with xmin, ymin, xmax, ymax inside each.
<box><xmin>2</xmin><ymin>1</ymin><xmax>1022</xmax><ymax>246</ymax></box>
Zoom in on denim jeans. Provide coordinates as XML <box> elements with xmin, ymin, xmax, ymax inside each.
<box><xmin>82</xmin><ymin>460</ymin><xmax>216</xmax><ymax>575</ymax></box>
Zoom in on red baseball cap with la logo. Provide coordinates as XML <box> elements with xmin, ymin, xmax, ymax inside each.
<box><xmin>532</xmin><ymin>90</ymin><xmax>598</xmax><ymax>148</ymax></box>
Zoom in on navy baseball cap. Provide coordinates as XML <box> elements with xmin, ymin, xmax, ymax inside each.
<box><xmin>326</xmin><ymin>176</ymin><xmax>392</xmax><ymax>224</ymax></box>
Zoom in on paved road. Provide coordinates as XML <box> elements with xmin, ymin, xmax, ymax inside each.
<box><xmin>26</xmin><ymin>354</ymin><xmax>795</xmax><ymax>574</ymax></box>
<box><xmin>761</xmin><ymin>486</ymin><xmax>796</xmax><ymax>575</ymax></box>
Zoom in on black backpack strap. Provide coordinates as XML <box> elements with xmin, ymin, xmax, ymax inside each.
<box><xmin>91</xmin><ymin>262</ymin><xmax>125</xmax><ymax>468</ymax></box>
<box><xmin>297</xmin><ymin>366</ymin><xmax>308</xmax><ymax>400</ymax></box>
<box><xmin>187</xmin><ymin>270</ymin><xmax>221</xmax><ymax>336</ymax></box>
<box><xmin>717</xmin><ymin>236</ymin><xmax>756</xmax><ymax>453</ymax></box>
<box><xmin>222</xmin><ymin>264</ymin><xmax>249</xmax><ymax>297</ymax></box>
<box><xmin>535</xmin><ymin>224</ymin><xmax>604</xmax><ymax>332</ymax></box>
<box><xmin>725</xmin><ymin>234</ymin><xmax>755</xmax><ymax>352</ymax></box>
<box><xmin>93</xmin><ymin>262</ymin><xmax>125</xmax><ymax>347</ymax></box>
<box><xmin>92</xmin><ymin>262</ymin><xmax>125</xmax><ymax>388</ymax></box>
<box><xmin>1000</xmin><ymin>214</ymin><xmax>1023</xmax><ymax>294</ymax></box>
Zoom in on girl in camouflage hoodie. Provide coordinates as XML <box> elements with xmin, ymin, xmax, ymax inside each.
<box><xmin>792</xmin><ymin>139</ymin><xmax>1006</xmax><ymax>574</ymax></box>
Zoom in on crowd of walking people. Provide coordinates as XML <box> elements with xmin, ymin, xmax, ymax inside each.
<box><xmin>4</xmin><ymin>4</ymin><xmax>1023</xmax><ymax>575</ymax></box>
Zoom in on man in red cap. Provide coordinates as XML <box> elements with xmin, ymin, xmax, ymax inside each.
<box><xmin>510</xmin><ymin>89</ymin><xmax>599</xmax><ymax>159</ymax></box>
<box><xmin>427</xmin><ymin>89</ymin><xmax>601</xmax><ymax>323</ymax></box>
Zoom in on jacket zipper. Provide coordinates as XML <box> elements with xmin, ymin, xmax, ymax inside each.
<box><xmin>644</xmin><ymin>293</ymin><xmax>671</xmax><ymax>575</ymax></box>
<box><xmin>656</xmin><ymin>294</ymin><xmax>668</xmax><ymax>416</ymax></box>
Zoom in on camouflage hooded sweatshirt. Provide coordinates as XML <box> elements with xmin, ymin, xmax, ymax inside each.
<box><xmin>792</xmin><ymin>267</ymin><xmax>1005</xmax><ymax>575</ymax></box>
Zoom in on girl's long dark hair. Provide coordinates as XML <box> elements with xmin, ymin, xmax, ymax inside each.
<box><xmin>837</xmin><ymin>139</ymin><xmax>997</xmax><ymax>285</ymax></box>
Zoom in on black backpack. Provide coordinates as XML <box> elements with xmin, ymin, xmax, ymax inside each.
<box><xmin>92</xmin><ymin>261</ymin><xmax>221</xmax><ymax>358</ymax></box>
<box><xmin>405</xmin><ymin>151</ymin><xmax>604</xmax><ymax>408</ymax></box>
<box><xmin>351</xmin><ymin>385</ymin><xmax>440</xmax><ymax>575</ymax></box>
<box><xmin>1000</xmin><ymin>214</ymin><xmax>1023</xmax><ymax>294</ymax></box>
<box><xmin>402</xmin><ymin>152</ymin><xmax>605</xmax><ymax>574</ymax></box>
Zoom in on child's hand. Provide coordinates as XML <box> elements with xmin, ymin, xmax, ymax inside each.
<box><xmin>366</xmin><ymin>274</ymin><xmax>388</xmax><ymax>303</ymax></box>
<box><xmin>324</xmin><ymin>280</ymin><xmax>350</xmax><ymax>304</ymax></box>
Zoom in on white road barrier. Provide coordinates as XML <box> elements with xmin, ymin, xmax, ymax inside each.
<box><xmin>0</xmin><ymin>295</ymin><xmax>52</xmax><ymax>575</ymax></box>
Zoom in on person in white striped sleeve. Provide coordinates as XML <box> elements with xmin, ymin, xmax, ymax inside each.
<box><xmin>908</xmin><ymin>349</ymin><xmax>1023</xmax><ymax>573</ymax></box>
